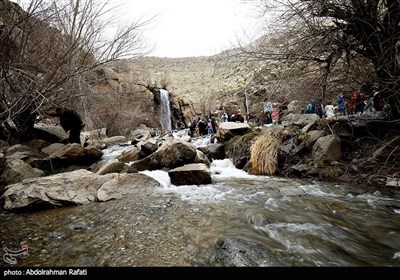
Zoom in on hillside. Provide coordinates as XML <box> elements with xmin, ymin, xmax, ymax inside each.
<box><xmin>112</xmin><ymin>52</ymin><xmax>267</xmax><ymax>121</ymax></box>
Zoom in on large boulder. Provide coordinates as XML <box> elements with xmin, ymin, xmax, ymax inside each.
<box><xmin>5</xmin><ymin>144</ymin><xmax>45</xmax><ymax>162</ymax></box>
<box><xmin>225</xmin><ymin>131</ymin><xmax>261</xmax><ymax>169</ymax></box>
<box><xmin>1</xmin><ymin>170</ymin><xmax>161</xmax><ymax>210</ymax></box>
<box><xmin>305</xmin><ymin>130</ymin><xmax>328</xmax><ymax>147</ymax></box>
<box><xmin>26</xmin><ymin>139</ymin><xmax>50</xmax><ymax>151</ymax></box>
<box><xmin>97</xmin><ymin>173</ymin><xmax>160</xmax><ymax>201</ymax></box>
<box><xmin>49</xmin><ymin>144</ymin><xmax>103</xmax><ymax>163</ymax></box>
<box><xmin>218</xmin><ymin>122</ymin><xmax>251</xmax><ymax>143</ymax></box>
<box><xmin>1</xmin><ymin>170</ymin><xmax>109</xmax><ymax>209</ymax></box>
<box><xmin>129</xmin><ymin>128</ymin><xmax>152</xmax><ymax>143</ymax></box>
<box><xmin>312</xmin><ymin>135</ymin><xmax>342</xmax><ymax>163</ymax></box>
<box><xmin>280</xmin><ymin>137</ymin><xmax>306</xmax><ymax>159</ymax></box>
<box><xmin>116</xmin><ymin>147</ymin><xmax>141</xmax><ymax>163</ymax></box>
<box><xmin>49</xmin><ymin>143</ymin><xmax>85</xmax><ymax>160</ymax></box>
<box><xmin>139</xmin><ymin>139</ymin><xmax>159</xmax><ymax>157</ymax></box>
<box><xmin>94</xmin><ymin>159</ymin><xmax>126</xmax><ymax>175</ymax></box>
<box><xmin>41</xmin><ymin>143</ymin><xmax>65</xmax><ymax>156</ymax></box>
<box><xmin>33</xmin><ymin>124</ymin><xmax>69</xmax><ymax>142</ymax></box>
<box><xmin>168</xmin><ymin>163</ymin><xmax>212</xmax><ymax>186</ymax></box>
<box><xmin>198</xmin><ymin>143</ymin><xmax>226</xmax><ymax>160</ymax></box>
<box><xmin>0</xmin><ymin>159</ymin><xmax>45</xmax><ymax>195</ymax></box>
<box><xmin>30</xmin><ymin>144</ymin><xmax>103</xmax><ymax>173</ymax></box>
<box><xmin>130</xmin><ymin>139</ymin><xmax>197</xmax><ymax>171</ymax></box>
<box><xmin>283</xmin><ymin>113</ymin><xmax>320</xmax><ymax>127</ymax></box>
<box><xmin>84</xmin><ymin>147</ymin><xmax>103</xmax><ymax>160</ymax></box>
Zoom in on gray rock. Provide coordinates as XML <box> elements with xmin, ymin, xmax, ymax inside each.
<box><xmin>117</xmin><ymin>147</ymin><xmax>141</xmax><ymax>163</ymax></box>
<box><xmin>218</xmin><ymin>122</ymin><xmax>251</xmax><ymax>143</ymax></box>
<box><xmin>306</xmin><ymin>130</ymin><xmax>328</xmax><ymax>147</ymax></box>
<box><xmin>1</xmin><ymin>170</ymin><xmax>113</xmax><ymax>210</ymax></box>
<box><xmin>41</xmin><ymin>143</ymin><xmax>65</xmax><ymax>156</ymax></box>
<box><xmin>198</xmin><ymin>143</ymin><xmax>226</xmax><ymax>160</ymax></box>
<box><xmin>49</xmin><ymin>144</ymin><xmax>85</xmax><ymax>160</ymax></box>
<box><xmin>1</xmin><ymin>169</ymin><xmax>161</xmax><ymax>210</ymax></box>
<box><xmin>97</xmin><ymin>173</ymin><xmax>160</xmax><ymax>201</ymax></box>
<box><xmin>210</xmin><ymin>237</ymin><xmax>285</xmax><ymax>267</ymax></box>
<box><xmin>95</xmin><ymin>160</ymin><xmax>126</xmax><ymax>175</ymax></box>
<box><xmin>140</xmin><ymin>139</ymin><xmax>158</xmax><ymax>157</ymax></box>
<box><xmin>5</xmin><ymin>144</ymin><xmax>45</xmax><ymax>162</ymax></box>
<box><xmin>168</xmin><ymin>163</ymin><xmax>212</xmax><ymax>186</ymax></box>
<box><xmin>283</xmin><ymin>113</ymin><xmax>320</xmax><ymax>127</ymax></box>
<box><xmin>33</xmin><ymin>124</ymin><xmax>69</xmax><ymax>142</ymax></box>
<box><xmin>0</xmin><ymin>159</ymin><xmax>45</xmax><ymax>187</ymax></box>
<box><xmin>129</xmin><ymin>128</ymin><xmax>151</xmax><ymax>142</ymax></box>
<box><xmin>130</xmin><ymin>139</ymin><xmax>197</xmax><ymax>172</ymax></box>
<box><xmin>312</xmin><ymin>135</ymin><xmax>342</xmax><ymax>163</ymax></box>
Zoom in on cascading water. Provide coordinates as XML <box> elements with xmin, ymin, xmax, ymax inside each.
<box><xmin>159</xmin><ymin>89</ymin><xmax>172</xmax><ymax>132</ymax></box>
<box><xmin>2</xmin><ymin>145</ymin><xmax>400</xmax><ymax>266</ymax></box>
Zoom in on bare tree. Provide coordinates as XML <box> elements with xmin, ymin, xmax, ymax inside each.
<box><xmin>234</xmin><ymin>0</ymin><xmax>400</xmax><ymax>117</ymax></box>
<box><xmin>0</xmin><ymin>0</ymin><xmax>151</xmax><ymax>140</ymax></box>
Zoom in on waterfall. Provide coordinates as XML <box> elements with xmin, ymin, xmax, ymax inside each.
<box><xmin>159</xmin><ymin>89</ymin><xmax>172</xmax><ymax>132</ymax></box>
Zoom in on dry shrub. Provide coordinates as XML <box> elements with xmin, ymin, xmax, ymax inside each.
<box><xmin>250</xmin><ymin>134</ymin><xmax>281</xmax><ymax>175</ymax></box>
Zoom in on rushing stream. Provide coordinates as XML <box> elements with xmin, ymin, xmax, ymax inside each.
<box><xmin>1</xmin><ymin>150</ymin><xmax>400</xmax><ymax>266</ymax></box>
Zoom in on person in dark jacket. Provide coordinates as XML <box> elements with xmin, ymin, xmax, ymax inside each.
<box><xmin>312</xmin><ymin>99</ymin><xmax>324</xmax><ymax>118</ymax></box>
<box><xmin>48</xmin><ymin>107</ymin><xmax>85</xmax><ymax>145</ymax></box>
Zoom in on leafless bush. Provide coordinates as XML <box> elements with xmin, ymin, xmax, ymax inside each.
<box><xmin>0</xmin><ymin>0</ymin><xmax>152</xmax><ymax>139</ymax></box>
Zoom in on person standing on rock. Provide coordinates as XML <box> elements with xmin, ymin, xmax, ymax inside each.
<box><xmin>47</xmin><ymin>107</ymin><xmax>85</xmax><ymax>145</ymax></box>
<box><xmin>263</xmin><ymin>98</ymin><xmax>273</xmax><ymax>124</ymax></box>
<box><xmin>337</xmin><ymin>94</ymin><xmax>347</xmax><ymax>116</ymax></box>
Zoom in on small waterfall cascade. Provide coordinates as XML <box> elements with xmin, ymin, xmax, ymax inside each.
<box><xmin>159</xmin><ymin>89</ymin><xmax>172</xmax><ymax>132</ymax></box>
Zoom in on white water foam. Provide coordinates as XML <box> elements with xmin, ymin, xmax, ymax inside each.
<box><xmin>101</xmin><ymin>144</ymin><xmax>132</xmax><ymax>161</ymax></box>
<box><xmin>192</xmin><ymin>136</ymin><xmax>211</xmax><ymax>148</ymax></box>
<box><xmin>211</xmin><ymin>159</ymin><xmax>260</xmax><ymax>180</ymax></box>
<box><xmin>140</xmin><ymin>170</ymin><xmax>171</xmax><ymax>188</ymax></box>
<box><xmin>140</xmin><ymin>167</ymin><xmax>233</xmax><ymax>204</ymax></box>
<box><xmin>259</xmin><ymin>223</ymin><xmax>326</xmax><ymax>254</ymax></box>
<box><xmin>141</xmin><ymin>159</ymin><xmax>260</xmax><ymax>204</ymax></box>
<box><xmin>298</xmin><ymin>184</ymin><xmax>341</xmax><ymax>198</ymax></box>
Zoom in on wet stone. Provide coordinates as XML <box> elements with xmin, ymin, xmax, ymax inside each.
<box><xmin>48</xmin><ymin>232</ymin><xmax>65</xmax><ymax>240</ymax></box>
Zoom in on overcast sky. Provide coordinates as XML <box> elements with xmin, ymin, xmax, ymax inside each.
<box><xmin>114</xmin><ymin>0</ymin><xmax>260</xmax><ymax>57</ymax></box>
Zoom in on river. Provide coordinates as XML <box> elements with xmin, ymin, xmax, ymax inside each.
<box><xmin>1</xmin><ymin>155</ymin><xmax>399</xmax><ymax>267</ymax></box>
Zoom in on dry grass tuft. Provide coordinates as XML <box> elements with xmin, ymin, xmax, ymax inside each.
<box><xmin>250</xmin><ymin>134</ymin><xmax>281</xmax><ymax>175</ymax></box>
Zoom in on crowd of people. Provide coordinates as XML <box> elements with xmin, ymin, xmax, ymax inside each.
<box><xmin>303</xmin><ymin>89</ymin><xmax>384</xmax><ymax>119</ymax></box>
<box><xmin>186</xmin><ymin>108</ymin><xmax>248</xmax><ymax>138</ymax></box>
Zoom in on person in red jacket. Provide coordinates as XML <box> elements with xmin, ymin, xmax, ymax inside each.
<box><xmin>271</xmin><ymin>105</ymin><xmax>280</xmax><ymax>125</ymax></box>
<box><xmin>47</xmin><ymin>107</ymin><xmax>85</xmax><ymax>145</ymax></box>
